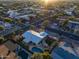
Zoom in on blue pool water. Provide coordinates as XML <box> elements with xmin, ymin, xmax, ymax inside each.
<box><xmin>18</xmin><ymin>50</ymin><xmax>28</xmax><ymax>59</ymax></box>
<box><xmin>31</xmin><ymin>47</ymin><xmax>43</xmax><ymax>53</ymax></box>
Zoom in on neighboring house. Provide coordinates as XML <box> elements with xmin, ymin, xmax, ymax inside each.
<box><xmin>45</xmin><ymin>26</ymin><xmax>79</xmax><ymax>44</ymax></box>
<box><xmin>68</xmin><ymin>21</ymin><xmax>79</xmax><ymax>33</ymax></box>
<box><xmin>65</xmin><ymin>10</ymin><xmax>73</xmax><ymax>16</ymax></box>
<box><xmin>0</xmin><ymin>41</ymin><xmax>18</xmax><ymax>59</ymax></box>
<box><xmin>64</xmin><ymin>6</ymin><xmax>76</xmax><ymax>16</ymax></box>
<box><xmin>7</xmin><ymin>9</ymin><xmax>19</xmax><ymax>18</ymax></box>
<box><xmin>4</xmin><ymin>23</ymin><xmax>12</xmax><ymax>29</ymax></box>
<box><xmin>7</xmin><ymin>9</ymin><xmax>36</xmax><ymax>20</ymax></box>
<box><xmin>16</xmin><ymin>14</ymin><xmax>36</xmax><ymax>20</ymax></box>
<box><xmin>52</xmin><ymin>42</ymin><xmax>79</xmax><ymax>59</ymax></box>
<box><xmin>16</xmin><ymin>15</ymin><xmax>30</xmax><ymax>20</ymax></box>
<box><xmin>4</xmin><ymin>40</ymin><xmax>18</xmax><ymax>51</ymax></box>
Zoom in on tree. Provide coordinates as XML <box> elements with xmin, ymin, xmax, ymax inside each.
<box><xmin>31</xmin><ymin>52</ymin><xmax>51</xmax><ymax>59</ymax></box>
<box><xmin>57</xmin><ymin>13</ymin><xmax>65</xmax><ymax>16</ymax></box>
<box><xmin>4</xmin><ymin>18</ymin><xmax>13</xmax><ymax>23</ymax></box>
<box><xmin>0</xmin><ymin>25</ymin><xmax>4</xmax><ymax>31</ymax></box>
<box><xmin>52</xmin><ymin>14</ymin><xmax>58</xmax><ymax>19</ymax></box>
<box><xmin>0</xmin><ymin>36</ymin><xmax>5</xmax><ymax>44</ymax></box>
<box><xmin>41</xmin><ymin>20</ymin><xmax>50</xmax><ymax>29</ymax></box>
<box><xmin>30</xmin><ymin>25</ymin><xmax>35</xmax><ymax>30</ymax></box>
<box><xmin>68</xmin><ymin>16</ymin><xmax>75</xmax><ymax>21</ymax></box>
<box><xmin>10</xmin><ymin>2</ymin><xmax>23</xmax><ymax>9</ymax></box>
<box><xmin>60</xmin><ymin>20</ymin><xmax>69</xmax><ymax>31</ymax></box>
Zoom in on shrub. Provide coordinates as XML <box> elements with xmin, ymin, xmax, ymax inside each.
<box><xmin>4</xmin><ymin>18</ymin><xmax>13</xmax><ymax>23</ymax></box>
<box><xmin>0</xmin><ymin>36</ymin><xmax>5</xmax><ymax>44</ymax></box>
<box><xmin>0</xmin><ymin>25</ymin><xmax>4</xmax><ymax>30</ymax></box>
<box><xmin>31</xmin><ymin>52</ymin><xmax>51</xmax><ymax>59</ymax></box>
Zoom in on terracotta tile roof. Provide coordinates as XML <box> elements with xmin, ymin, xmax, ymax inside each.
<box><xmin>0</xmin><ymin>44</ymin><xmax>18</xmax><ymax>59</ymax></box>
<box><xmin>0</xmin><ymin>45</ymin><xmax>9</xmax><ymax>56</ymax></box>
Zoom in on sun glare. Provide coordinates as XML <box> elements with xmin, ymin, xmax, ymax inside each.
<box><xmin>44</xmin><ymin>0</ymin><xmax>49</xmax><ymax>4</ymax></box>
<box><xmin>41</xmin><ymin>0</ymin><xmax>57</xmax><ymax>5</ymax></box>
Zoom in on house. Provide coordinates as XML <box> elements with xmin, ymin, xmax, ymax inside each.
<box><xmin>45</xmin><ymin>26</ymin><xmax>79</xmax><ymax>44</ymax></box>
<box><xmin>22</xmin><ymin>30</ymin><xmax>48</xmax><ymax>44</ymax></box>
<box><xmin>7</xmin><ymin>9</ymin><xmax>19</xmax><ymax>18</ymax></box>
<box><xmin>52</xmin><ymin>42</ymin><xmax>79</xmax><ymax>59</ymax></box>
<box><xmin>4</xmin><ymin>40</ymin><xmax>18</xmax><ymax>51</ymax></box>
<box><xmin>68</xmin><ymin>21</ymin><xmax>79</xmax><ymax>33</ymax></box>
<box><xmin>0</xmin><ymin>41</ymin><xmax>19</xmax><ymax>59</ymax></box>
<box><xmin>64</xmin><ymin>6</ymin><xmax>76</xmax><ymax>16</ymax></box>
<box><xmin>16</xmin><ymin>15</ymin><xmax>30</xmax><ymax>20</ymax></box>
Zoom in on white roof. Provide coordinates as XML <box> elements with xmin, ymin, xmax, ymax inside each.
<box><xmin>22</xmin><ymin>30</ymin><xmax>48</xmax><ymax>44</ymax></box>
<box><xmin>69</xmin><ymin>21</ymin><xmax>79</xmax><ymax>25</ymax></box>
<box><xmin>16</xmin><ymin>14</ymin><xmax>35</xmax><ymax>20</ymax></box>
<box><xmin>28</xmin><ymin>30</ymin><xmax>47</xmax><ymax>38</ymax></box>
<box><xmin>17</xmin><ymin>15</ymin><xmax>29</xmax><ymax>20</ymax></box>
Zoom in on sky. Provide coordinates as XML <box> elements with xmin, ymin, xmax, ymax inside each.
<box><xmin>0</xmin><ymin>0</ymin><xmax>78</xmax><ymax>1</ymax></box>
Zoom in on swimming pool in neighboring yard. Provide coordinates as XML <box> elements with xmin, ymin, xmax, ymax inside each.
<box><xmin>31</xmin><ymin>47</ymin><xmax>43</xmax><ymax>53</ymax></box>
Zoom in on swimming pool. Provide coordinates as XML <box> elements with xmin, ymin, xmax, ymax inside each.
<box><xmin>31</xmin><ymin>47</ymin><xmax>43</xmax><ymax>53</ymax></box>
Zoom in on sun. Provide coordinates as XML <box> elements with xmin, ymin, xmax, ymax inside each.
<box><xmin>44</xmin><ymin>0</ymin><xmax>49</xmax><ymax>4</ymax></box>
<box><xmin>41</xmin><ymin>0</ymin><xmax>57</xmax><ymax>5</ymax></box>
